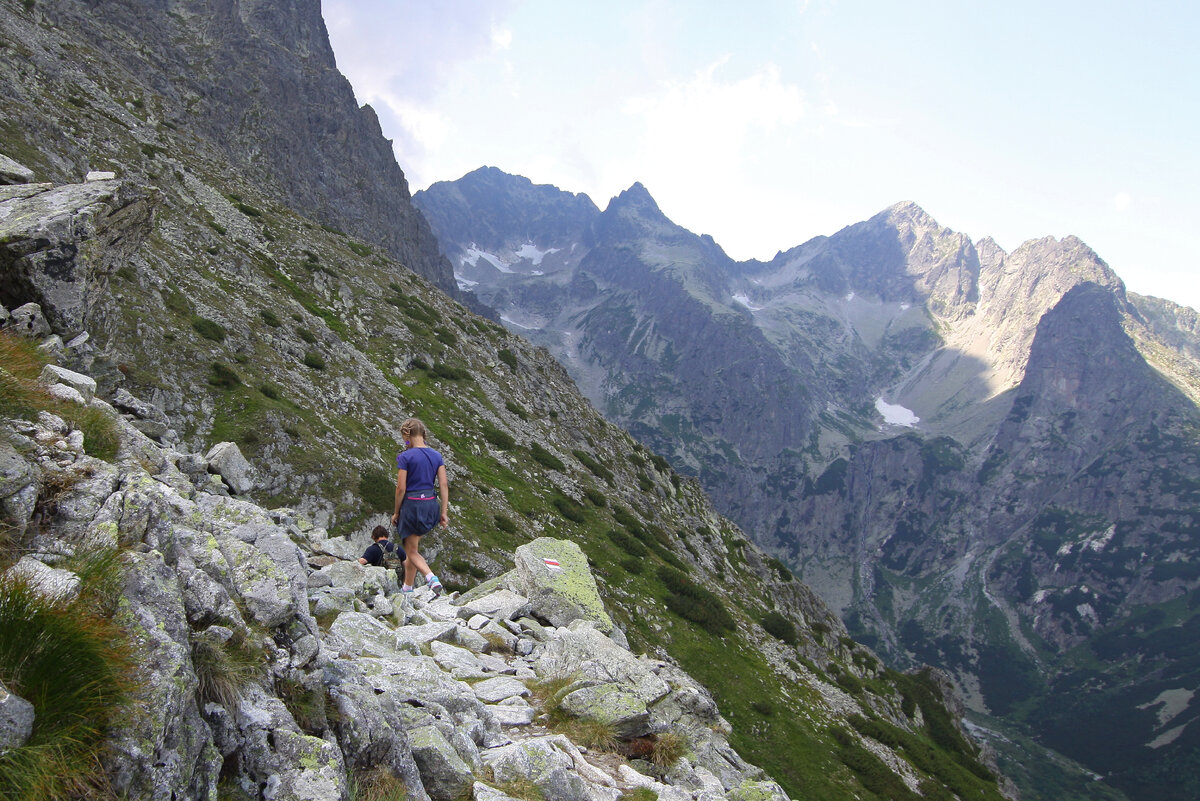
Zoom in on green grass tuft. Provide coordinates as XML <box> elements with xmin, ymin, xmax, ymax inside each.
<box><xmin>0</xmin><ymin>560</ymin><xmax>132</xmax><ymax>800</ymax></box>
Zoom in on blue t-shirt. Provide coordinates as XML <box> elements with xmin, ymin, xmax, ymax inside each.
<box><xmin>397</xmin><ymin>447</ymin><xmax>445</xmax><ymax>494</ymax></box>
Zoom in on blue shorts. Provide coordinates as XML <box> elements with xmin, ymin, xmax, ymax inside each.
<box><xmin>397</xmin><ymin>497</ymin><xmax>440</xmax><ymax>539</ymax></box>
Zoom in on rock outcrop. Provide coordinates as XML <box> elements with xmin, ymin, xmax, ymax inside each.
<box><xmin>0</xmin><ymin>397</ymin><xmax>785</xmax><ymax>801</ymax></box>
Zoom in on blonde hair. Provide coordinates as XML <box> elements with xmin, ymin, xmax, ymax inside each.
<box><xmin>400</xmin><ymin>418</ymin><xmax>427</xmax><ymax>439</ymax></box>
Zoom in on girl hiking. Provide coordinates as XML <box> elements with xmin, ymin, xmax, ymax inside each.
<box><xmin>391</xmin><ymin>417</ymin><xmax>448</xmax><ymax>595</ymax></box>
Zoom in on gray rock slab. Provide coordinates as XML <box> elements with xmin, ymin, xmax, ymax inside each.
<box><xmin>6</xmin><ymin>556</ymin><xmax>80</xmax><ymax>603</ymax></box>
<box><xmin>0</xmin><ymin>679</ymin><xmax>35</xmax><ymax>749</ymax></box>
<box><xmin>205</xmin><ymin>441</ymin><xmax>256</xmax><ymax>494</ymax></box>
<box><xmin>0</xmin><ymin>153</ymin><xmax>34</xmax><ymax>184</ymax></box>
<box><xmin>7</xmin><ymin>303</ymin><xmax>50</xmax><ymax>338</ymax></box>
<box><xmin>408</xmin><ymin>725</ymin><xmax>475</xmax><ymax>801</ymax></box>
<box><xmin>40</xmin><ymin>364</ymin><xmax>96</xmax><ymax>402</ymax></box>
<box><xmin>328</xmin><ymin>611</ymin><xmax>404</xmax><ymax>658</ymax></box>
<box><xmin>430</xmin><ymin>640</ymin><xmax>489</xmax><ymax>678</ymax></box>
<box><xmin>539</xmin><ymin>626</ymin><xmax>669</xmax><ymax>704</ymax></box>
<box><xmin>488</xmin><ymin>703</ymin><xmax>535</xmax><ymax>726</ymax></box>
<box><xmin>394</xmin><ymin>621</ymin><xmax>459</xmax><ymax>650</ymax></box>
<box><xmin>458</xmin><ymin>588</ymin><xmax>531</xmax><ymax>622</ymax></box>
<box><xmin>470</xmin><ymin>676</ymin><xmax>529</xmax><ymax>704</ymax></box>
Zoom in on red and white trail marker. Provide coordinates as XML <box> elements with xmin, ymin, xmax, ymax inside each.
<box><xmin>543</xmin><ymin>558</ymin><xmax>562</xmax><ymax>571</ymax></box>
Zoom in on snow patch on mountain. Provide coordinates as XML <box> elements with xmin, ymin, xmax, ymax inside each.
<box><xmin>733</xmin><ymin>293</ymin><xmax>763</xmax><ymax>311</ymax></box>
<box><xmin>516</xmin><ymin>242</ymin><xmax>559</xmax><ymax>265</ymax></box>
<box><xmin>876</xmin><ymin>397</ymin><xmax>919</xmax><ymax>427</ymax></box>
<box><xmin>464</xmin><ymin>245</ymin><xmax>514</xmax><ymax>273</ymax></box>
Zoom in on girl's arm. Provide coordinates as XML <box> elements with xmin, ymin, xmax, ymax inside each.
<box><xmin>438</xmin><ymin>464</ymin><xmax>449</xmax><ymax>528</ymax></box>
<box><xmin>391</xmin><ymin>468</ymin><xmax>408</xmax><ymax>524</ymax></box>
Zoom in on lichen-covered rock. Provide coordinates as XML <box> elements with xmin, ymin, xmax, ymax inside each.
<box><xmin>558</xmin><ymin>682</ymin><xmax>650</xmax><ymax>738</ymax></box>
<box><xmin>408</xmin><ymin>724</ymin><xmax>474</xmax><ymax>801</ymax></box>
<box><xmin>513</xmin><ymin>537</ymin><xmax>613</xmax><ymax>632</ymax></box>
<box><xmin>323</xmin><ymin>661</ymin><xmax>432</xmax><ymax>801</ymax></box>
<box><xmin>106</xmin><ymin>552</ymin><xmax>218</xmax><ymax>800</ymax></box>
<box><xmin>539</xmin><ymin>623</ymin><xmax>669</xmax><ymax>704</ymax></box>
<box><xmin>205</xmin><ymin>441</ymin><xmax>256</xmax><ymax>494</ymax></box>
<box><xmin>485</xmin><ymin>734</ymin><xmax>619</xmax><ymax>801</ymax></box>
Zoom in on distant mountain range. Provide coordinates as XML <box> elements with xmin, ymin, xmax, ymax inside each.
<box><xmin>416</xmin><ymin>166</ymin><xmax>1200</xmax><ymax>800</ymax></box>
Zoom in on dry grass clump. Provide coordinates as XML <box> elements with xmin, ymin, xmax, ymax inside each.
<box><xmin>0</xmin><ymin>330</ymin><xmax>120</xmax><ymax>461</ymax></box>
<box><xmin>349</xmin><ymin>765</ymin><xmax>408</xmax><ymax>801</ymax></box>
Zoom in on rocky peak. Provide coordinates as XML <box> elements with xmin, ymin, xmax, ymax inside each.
<box><xmin>414</xmin><ymin>166</ymin><xmax>599</xmax><ymax>258</ymax></box>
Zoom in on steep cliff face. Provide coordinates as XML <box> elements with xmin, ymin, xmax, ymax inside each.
<box><xmin>1</xmin><ymin>0</ymin><xmax>459</xmax><ymax>298</ymax></box>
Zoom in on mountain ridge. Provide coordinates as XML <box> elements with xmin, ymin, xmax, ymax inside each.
<box><xmin>414</xmin><ymin>165</ymin><xmax>1200</xmax><ymax>800</ymax></box>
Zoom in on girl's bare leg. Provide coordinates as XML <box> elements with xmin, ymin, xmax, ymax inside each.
<box><xmin>403</xmin><ymin>535</ymin><xmax>430</xmax><ymax>585</ymax></box>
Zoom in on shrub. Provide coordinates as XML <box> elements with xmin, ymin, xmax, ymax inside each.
<box><xmin>620</xmin><ymin>789</ymin><xmax>659</xmax><ymax>801</ymax></box>
<box><xmin>572</xmin><ymin>450</ymin><xmax>613</xmax><ymax>485</ymax></box>
<box><xmin>761</xmin><ymin>611</ymin><xmax>798</xmax><ymax>644</ymax></box>
<box><xmin>429</xmin><ymin>363</ymin><xmax>469</xmax><ymax>380</ymax></box>
<box><xmin>234</xmin><ymin>201</ymin><xmax>263</xmax><ymax>217</ymax></box>
<box><xmin>434</xmin><ymin>327</ymin><xmax>458</xmax><ymax>346</ymax></box>
<box><xmin>605</xmin><ymin>528</ymin><xmax>647</xmax><ymax>557</ymax></box>
<box><xmin>481</xmin><ymin>423</ymin><xmax>515</xmax><ymax>450</ymax></box>
<box><xmin>497</xmin><ymin>348</ymin><xmax>518</xmax><ymax>370</ymax></box>
<box><xmin>302</xmin><ymin>351</ymin><xmax>326</xmax><ymax>370</ymax></box>
<box><xmin>767</xmin><ymin>557</ymin><xmax>793</xmax><ymax>581</ymax></box>
<box><xmin>277</xmin><ymin>676</ymin><xmax>327</xmax><ymax>736</ymax></box>
<box><xmin>619</xmin><ymin>556</ymin><xmax>644</xmax><ymax>574</ymax></box>
<box><xmin>494</xmin><ymin>514</ymin><xmax>518</xmax><ymax>534</ymax></box>
<box><xmin>551</xmin><ymin>495</ymin><xmax>586</xmax><ymax>524</ymax></box>
<box><xmin>191</xmin><ymin>316</ymin><xmax>227</xmax><ymax>342</ymax></box>
<box><xmin>582</xmin><ymin>487</ymin><xmax>607</xmax><ymax>507</ymax></box>
<box><xmin>296</xmin><ymin>326</ymin><xmax>317</xmax><ymax>344</ymax></box>
<box><xmin>650</xmin><ymin>453</ymin><xmax>671</xmax><ymax>472</ymax></box>
<box><xmin>347</xmin><ymin>241</ymin><xmax>373</xmax><ymax>258</ymax></box>
<box><xmin>164</xmin><ymin>288</ymin><xmax>192</xmax><ymax>315</ymax></box>
<box><xmin>66</xmin><ymin>404</ymin><xmax>120</xmax><ymax>461</ymax></box>
<box><xmin>0</xmin><ymin>560</ymin><xmax>132</xmax><ymax>800</ymax></box>
<box><xmin>656</xmin><ymin>566</ymin><xmax>735</xmax><ymax>633</ymax></box>
<box><xmin>751</xmin><ymin>700</ymin><xmax>775</xmax><ymax>717</ymax></box>
<box><xmin>530</xmin><ymin>443</ymin><xmax>565</xmax><ymax>471</ymax></box>
<box><xmin>505</xmin><ymin>400</ymin><xmax>529</xmax><ymax>420</ymax></box>
<box><xmin>258</xmin><ymin>383</ymin><xmax>281</xmax><ymax>400</ymax></box>
<box><xmin>359</xmin><ymin>470</ymin><xmax>395</xmax><ymax>513</ymax></box>
<box><xmin>209</xmin><ymin>362</ymin><xmax>242</xmax><ymax>388</ymax></box>
<box><xmin>0</xmin><ymin>331</ymin><xmax>50</xmax><ymax>420</ymax></box>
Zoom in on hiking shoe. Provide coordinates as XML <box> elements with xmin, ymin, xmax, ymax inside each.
<box><xmin>399</xmin><ymin>585</ymin><xmax>414</xmax><ymax>595</ymax></box>
<box><xmin>427</xmin><ymin>574</ymin><xmax>443</xmax><ymax>597</ymax></box>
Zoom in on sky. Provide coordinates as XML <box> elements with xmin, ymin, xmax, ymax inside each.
<box><xmin>324</xmin><ymin>0</ymin><xmax>1200</xmax><ymax>311</ymax></box>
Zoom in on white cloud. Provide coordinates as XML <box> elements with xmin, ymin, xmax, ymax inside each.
<box><xmin>492</xmin><ymin>25</ymin><xmax>513</xmax><ymax>50</ymax></box>
<box><xmin>1112</xmin><ymin>191</ymin><xmax>1132</xmax><ymax>211</ymax></box>
<box><xmin>624</xmin><ymin>57</ymin><xmax>805</xmax><ymax>146</ymax></box>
